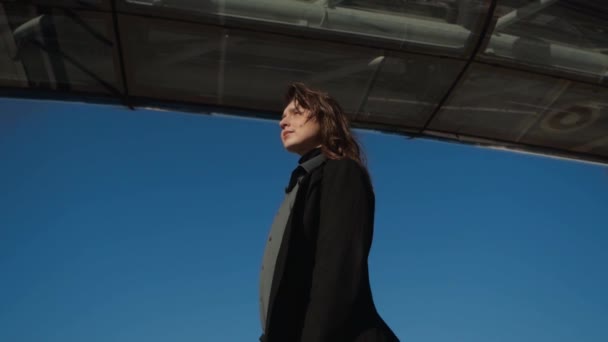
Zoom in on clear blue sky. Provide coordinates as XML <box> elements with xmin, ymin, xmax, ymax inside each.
<box><xmin>1</xmin><ymin>97</ymin><xmax>607</xmax><ymax>342</ymax></box>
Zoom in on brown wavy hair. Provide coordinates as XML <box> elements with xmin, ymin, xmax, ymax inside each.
<box><xmin>285</xmin><ymin>82</ymin><xmax>366</xmax><ymax>167</ymax></box>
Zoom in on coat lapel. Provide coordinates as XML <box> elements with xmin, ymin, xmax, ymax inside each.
<box><xmin>264</xmin><ymin>154</ymin><xmax>326</xmax><ymax>335</ymax></box>
<box><xmin>264</xmin><ymin>186</ymin><xmax>300</xmax><ymax>333</ymax></box>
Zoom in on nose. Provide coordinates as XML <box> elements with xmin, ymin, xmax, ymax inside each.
<box><xmin>279</xmin><ymin>115</ymin><xmax>289</xmax><ymax>130</ymax></box>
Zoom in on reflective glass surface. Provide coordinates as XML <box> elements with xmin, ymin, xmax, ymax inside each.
<box><xmin>219</xmin><ymin>30</ymin><xmax>378</xmax><ymax>113</ymax></box>
<box><xmin>121</xmin><ymin>15</ymin><xmax>223</xmax><ymax>103</ymax></box>
<box><xmin>0</xmin><ymin>3</ymin><xmax>120</xmax><ymax>93</ymax></box>
<box><xmin>122</xmin><ymin>14</ymin><xmax>380</xmax><ymax>113</ymax></box>
<box><xmin>122</xmin><ymin>14</ymin><xmax>467</xmax><ymax>128</ymax></box>
<box><xmin>122</xmin><ymin>0</ymin><xmax>489</xmax><ymax>57</ymax></box>
<box><xmin>482</xmin><ymin>0</ymin><xmax>608</xmax><ymax>81</ymax></box>
<box><xmin>430</xmin><ymin>63</ymin><xmax>608</xmax><ymax>158</ymax></box>
<box><xmin>360</xmin><ymin>53</ymin><xmax>465</xmax><ymax>128</ymax></box>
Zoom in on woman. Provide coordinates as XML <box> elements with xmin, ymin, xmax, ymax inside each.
<box><xmin>259</xmin><ymin>83</ymin><xmax>399</xmax><ymax>342</ymax></box>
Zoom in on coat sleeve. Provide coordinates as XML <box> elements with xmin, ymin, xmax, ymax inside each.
<box><xmin>300</xmin><ymin>159</ymin><xmax>373</xmax><ymax>342</ymax></box>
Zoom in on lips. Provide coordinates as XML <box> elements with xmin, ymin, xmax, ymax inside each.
<box><xmin>282</xmin><ymin>131</ymin><xmax>294</xmax><ymax>139</ymax></box>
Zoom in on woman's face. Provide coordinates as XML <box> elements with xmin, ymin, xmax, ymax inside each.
<box><xmin>279</xmin><ymin>100</ymin><xmax>322</xmax><ymax>156</ymax></box>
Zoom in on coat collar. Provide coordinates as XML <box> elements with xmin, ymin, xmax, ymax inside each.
<box><xmin>298</xmin><ymin>147</ymin><xmax>322</xmax><ymax>164</ymax></box>
<box><xmin>285</xmin><ymin>148</ymin><xmax>326</xmax><ymax>193</ymax></box>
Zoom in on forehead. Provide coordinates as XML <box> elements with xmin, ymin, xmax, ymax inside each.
<box><xmin>284</xmin><ymin>99</ymin><xmax>308</xmax><ymax>113</ymax></box>
<box><xmin>284</xmin><ymin>99</ymin><xmax>298</xmax><ymax>110</ymax></box>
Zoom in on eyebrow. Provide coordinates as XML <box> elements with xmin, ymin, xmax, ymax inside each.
<box><xmin>282</xmin><ymin>106</ymin><xmax>302</xmax><ymax>118</ymax></box>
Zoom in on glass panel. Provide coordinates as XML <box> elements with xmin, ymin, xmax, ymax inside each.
<box><xmin>122</xmin><ymin>0</ymin><xmax>489</xmax><ymax>57</ymax></box>
<box><xmin>121</xmin><ymin>15</ymin><xmax>223</xmax><ymax>103</ymax></box>
<box><xmin>430</xmin><ymin>63</ymin><xmax>608</xmax><ymax>158</ymax></box>
<box><xmin>220</xmin><ymin>30</ymin><xmax>381</xmax><ymax>113</ymax></box>
<box><xmin>0</xmin><ymin>3</ymin><xmax>121</xmax><ymax>94</ymax></box>
<box><xmin>0</xmin><ymin>5</ymin><xmax>27</xmax><ymax>87</ymax></box>
<box><xmin>521</xmin><ymin>83</ymin><xmax>608</xmax><ymax>156</ymax></box>
<box><xmin>361</xmin><ymin>53</ymin><xmax>465</xmax><ymax>128</ymax></box>
<box><xmin>122</xmin><ymin>14</ymin><xmax>383</xmax><ymax>114</ymax></box>
<box><xmin>122</xmin><ymin>13</ymin><xmax>466</xmax><ymax>128</ymax></box>
<box><xmin>481</xmin><ymin>0</ymin><xmax>608</xmax><ymax>81</ymax></box>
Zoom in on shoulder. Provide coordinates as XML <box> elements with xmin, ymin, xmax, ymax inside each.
<box><xmin>322</xmin><ymin>158</ymin><xmax>371</xmax><ymax>186</ymax></box>
<box><xmin>319</xmin><ymin>158</ymin><xmax>375</xmax><ymax>205</ymax></box>
<box><xmin>324</xmin><ymin>158</ymin><xmax>362</xmax><ymax>172</ymax></box>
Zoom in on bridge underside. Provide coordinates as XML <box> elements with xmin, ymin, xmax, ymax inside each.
<box><xmin>1</xmin><ymin>0</ymin><xmax>607</xmax><ymax>164</ymax></box>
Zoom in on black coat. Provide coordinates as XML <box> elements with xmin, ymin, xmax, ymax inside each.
<box><xmin>261</xmin><ymin>154</ymin><xmax>399</xmax><ymax>342</ymax></box>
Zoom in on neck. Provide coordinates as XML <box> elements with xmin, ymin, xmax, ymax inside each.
<box><xmin>298</xmin><ymin>144</ymin><xmax>322</xmax><ymax>156</ymax></box>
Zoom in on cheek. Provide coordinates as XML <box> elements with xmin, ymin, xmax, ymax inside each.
<box><xmin>297</xmin><ymin>117</ymin><xmax>322</xmax><ymax>140</ymax></box>
<box><xmin>307</xmin><ymin>124</ymin><xmax>322</xmax><ymax>142</ymax></box>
